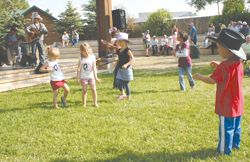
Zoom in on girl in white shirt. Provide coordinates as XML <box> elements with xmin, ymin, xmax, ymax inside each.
<box><xmin>77</xmin><ymin>43</ymin><xmax>100</xmax><ymax>107</ymax></box>
<box><xmin>40</xmin><ymin>47</ymin><xmax>70</xmax><ymax>108</ymax></box>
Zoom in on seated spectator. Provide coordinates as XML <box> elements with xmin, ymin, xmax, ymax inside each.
<box><xmin>150</xmin><ymin>35</ymin><xmax>158</xmax><ymax>55</ymax></box>
<box><xmin>235</xmin><ymin>21</ymin><xmax>243</xmax><ymax>32</ymax></box>
<box><xmin>5</xmin><ymin>26</ymin><xmax>19</xmax><ymax>66</ymax></box>
<box><xmin>159</xmin><ymin>34</ymin><xmax>168</xmax><ymax>55</ymax></box>
<box><xmin>241</xmin><ymin>35</ymin><xmax>250</xmax><ymax>60</ymax></box>
<box><xmin>62</xmin><ymin>32</ymin><xmax>70</xmax><ymax>47</ymax></box>
<box><xmin>19</xmin><ymin>35</ymin><xmax>33</xmax><ymax>67</ymax></box>
<box><xmin>0</xmin><ymin>45</ymin><xmax>8</xmax><ymax>67</ymax></box>
<box><xmin>242</xmin><ymin>34</ymin><xmax>250</xmax><ymax>74</ymax></box>
<box><xmin>240</xmin><ymin>21</ymin><xmax>250</xmax><ymax>37</ymax></box>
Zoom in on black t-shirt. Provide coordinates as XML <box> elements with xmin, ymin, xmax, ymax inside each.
<box><xmin>117</xmin><ymin>47</ymin><xmax>130</xmax><ymax>68</ymax></box>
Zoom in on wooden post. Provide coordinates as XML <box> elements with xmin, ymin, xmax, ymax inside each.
<box><xmin>96</xmin><ymin>0</ymin><xmax>112</xmax><ymax>58</ymax></box>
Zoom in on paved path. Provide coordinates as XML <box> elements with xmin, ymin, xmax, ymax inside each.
<box><xmin>133</xmin><ymin>55</ymin><xmax>221</xmax><ymax>71</ymax></box>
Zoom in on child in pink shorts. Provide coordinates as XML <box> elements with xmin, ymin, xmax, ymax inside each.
<box><xmin>77</xmin><ymin>43</ymin><xmax>100</xmax><ymax>107</ymax></box>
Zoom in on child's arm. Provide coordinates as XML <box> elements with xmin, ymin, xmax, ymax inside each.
<box><xmin>122</xmin><ymin>50</ymin><xmax>135</xmax><ymax>69</ymax></box>
<box><xmin>93</xmin><ymin>59</ymin><xmax>100</xmax><ymax>83</ymax></box>
<box><xmin>76</xmin><ymin>59</ymin><xmax>81</xmax><ymax>82</ymax></box>
<box><xmin>210</xmin><ymin>61</ymin><xmax>219</xmax><ymax>68</ymax></box>
<box><xmin>39</xmin><ymin>62</ymin><xmax>51</xmax><ymax>72</ymax></box>
<box><xmin>193</xmin><ymin>73</ymin><xmax>216</xmax><ymax>84</ymax></box>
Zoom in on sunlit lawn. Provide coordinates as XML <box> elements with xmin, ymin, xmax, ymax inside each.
<box><xmin>0</xmin><ymin>66</ymin><xmax>250</xmax><ymax>162</ymax></box>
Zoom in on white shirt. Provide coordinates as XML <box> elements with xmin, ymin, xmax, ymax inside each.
<box><xmin>160</xmin><ymin>38</ymin><xmax>168</xmax><ymax>46</ymax></box>
<box><xmin>79</xmin><ymin>55</ymin><xmax>96</xmax><ymax>79</ymax></box>
<box><xmin>150</xmin><ymin>39</ymin><xmax>158</xmax><ymax>46</ymax></box>
<box><xmin>48</xmin><ymin>60</ymin><xmax>64</xmax><ymax>81</ymax></box>
<box><xmin>62</xmin><ymin>34</ymin><xmax>69</xmax><ymax>41</ymax></box>
<box><xmin>176</xmin><ymin>41</ymin><xmax>189</xmax><ymax>58</ymax></box>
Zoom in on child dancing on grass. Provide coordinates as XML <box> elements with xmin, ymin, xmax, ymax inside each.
<box><xmin>115</xmin><ymin>32</ymin><xmax>134</xmax><ymax>100</ymax></box>
<box><xmin>174</xmin><ymin>31</ymin><xmax>195</xmax><ymax>91</ymax></box>
<box><xmin>40</xmin><ymin>47</ymin><xmax>70</xmax><ymax>108</ymax></box>
<box><xmin>77</xmin><ymin>43</ymin><xmax>100</xmax><ymax>107</ymax></box>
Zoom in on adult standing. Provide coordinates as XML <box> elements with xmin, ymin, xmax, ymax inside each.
<box><xmin>26</xmin><ymin>12</ymin><xmax>48</xmax><ymax>73</ymax></box>
<box><xmin>172</xmin><ymin>25</ymin><xmax>178</xmax><ymax>49</ymax></box>
<box><xmin>143</xmin><ymin>30</ymin><xmax>151</xmax><ymax>57</ymax></box>
<box><xmin>189</xmin><ymin>22</ymin><xmax>197</xmax><ymax>45</ymax></box>
<box><xmin>207</xmin><ymin>23</ymin><xmax>216</xmax><ymax>54</ymax></box>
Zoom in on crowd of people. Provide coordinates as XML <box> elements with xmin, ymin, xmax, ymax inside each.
<box><xmin>141</xmin><ymin>23</ymin><xmax>198</xmax><ymax>57</ymax></box>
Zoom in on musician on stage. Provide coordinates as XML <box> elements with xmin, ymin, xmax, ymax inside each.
<box><xmin>26</xmin><ymin>12</ymin><xmax>48</xmax><ymax>73</ymax></box>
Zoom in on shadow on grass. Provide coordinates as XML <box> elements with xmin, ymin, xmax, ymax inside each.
<box><xmin>0</xmin><ymin>102</ymin><xmax>51</xmax><ymax>113</ymax></box>
<box><xmin>50</xmin><ymin>148</ymin><xmax>217</xmax><ymax>162</ymax></box>
<box><xmin>132</xmin><ymin>89</ymin><xmax>180</xmax><ymax>95</ymax></box>
<box><xmin>103</xmin><ymin>148</ymin><xmax>217</xmax><ymax>162</ymax></box>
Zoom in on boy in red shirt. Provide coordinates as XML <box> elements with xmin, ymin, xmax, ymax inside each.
<box><xmin>193</xmin><ymin>28</ymin><xmax>246</xmax><ymax>155</ymax></box>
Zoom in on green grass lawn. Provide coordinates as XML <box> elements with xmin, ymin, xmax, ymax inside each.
<box><xmin>0</xmin><ymin>66</ymin><xmax>250</xmax><ymax>162</ymax></box>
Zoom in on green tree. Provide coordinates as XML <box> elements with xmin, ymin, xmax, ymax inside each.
<box><xmin>126</xmin><ymin>14</ymin><xmax>143</xmax><ymax>38</ymax></box>
<box><xmin>187</xmin><ymin>0</ymin><xmax>223</xmax><ymax>14</ymax></box>
<box><xmin>55</xmin><ymin>1</ymin><xmax>83</xmax><ymax>40</ymax></box>
<box><xmin>187</xmin><ymin>0</ymin><xmax>250</xmax><ymax>14</ymax></box>
<box><xmin>143</xmin><ymin>9</ymin><xmax>172</xmax><ymax>36</ymax></box>
<box><xmin>0</xmin><ymin>0</ymin><xmax>29</xmax><ymax>10</ymax></box>
<box><xmin>82</xmin><ymin>0</ymin><xmax>97</xmax><ymax>40</ymax></box>
<box><xmin>222</xmin><ymin>0</ymin><xmax>245</xmax><ymax>16</ymax></box>
<box><xmin>0</xmin><ymin>0</ymin><xmax>29</xmax><ymax>45</ymax></box>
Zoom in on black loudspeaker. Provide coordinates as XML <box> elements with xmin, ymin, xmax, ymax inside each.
<box><xmin>112</xmin><ymin>9</ymin><xmax>126</xmax><ymax>29</ymax></box>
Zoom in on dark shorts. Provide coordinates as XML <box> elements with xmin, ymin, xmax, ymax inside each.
<box><xmin>50</xmin><ymin>80</ymin><xmax>66</xmax><ymax>90</ymax></box>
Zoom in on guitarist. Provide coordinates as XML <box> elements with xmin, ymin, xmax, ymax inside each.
<box><xmin>26</xmin><ymin>13</ymin><xmax>48</xmax><ymax>73</ymax></box>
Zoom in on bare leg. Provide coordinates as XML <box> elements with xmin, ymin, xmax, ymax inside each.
<box><xmin>90</xmin><ymin>83</ymin><xmax>98</xmax><ymax>107</ymax></box>
<box><xmin>62</xmin><ymin>83</ymin><xmax>70</xmax><ymax>100</ymax></box>
<box><xmin>61</xmin><ymin>83</ymin><xmax>70</xmax><ymax>107</ymax></box>
<box><xmin>82</xmin><ymin>84</ymin><xmax>87</xmax><ymax>106</ymax></box>
<box><xmin>53</xmin><ymin>89</ymin><xmax>59</xmax><ymax>108</ymax></box>
<box><xmin>145</xmin><ymin>47</ymin><xmax>149</xmax><ymax>56</ymax></box>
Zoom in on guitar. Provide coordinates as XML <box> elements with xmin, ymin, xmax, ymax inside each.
<box><xmin>27</xmin><ymin>29</ymin><xmax>42</xmax><ymax>43</ymax></box>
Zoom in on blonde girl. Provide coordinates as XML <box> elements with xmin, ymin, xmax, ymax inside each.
<box><xmin>40</xmin><ymin>47</ymin><xmax>70</xmax><ymax>108</ymax></box>
<box><xmin>77</xmin><ymin>43</ymin><xmax>100</xmax><ymax>107</ymax></box>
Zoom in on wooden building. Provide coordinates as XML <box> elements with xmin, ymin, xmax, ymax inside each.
<box><xmin>22</xmin><ymin>5</ymin><xmax>60</xmax><ymax>45</ymax></box>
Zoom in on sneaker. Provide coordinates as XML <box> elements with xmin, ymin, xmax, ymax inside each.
<box><xmin>61</xmin><ymin>96</ymin><xmax>67</xmax><ymax>107</ymax></box>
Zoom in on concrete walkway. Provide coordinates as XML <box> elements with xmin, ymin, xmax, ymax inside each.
<box><xmin>133</xmin><ymin>54</ymin><xmax>221</xmax><ymax>71</ymax></box>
